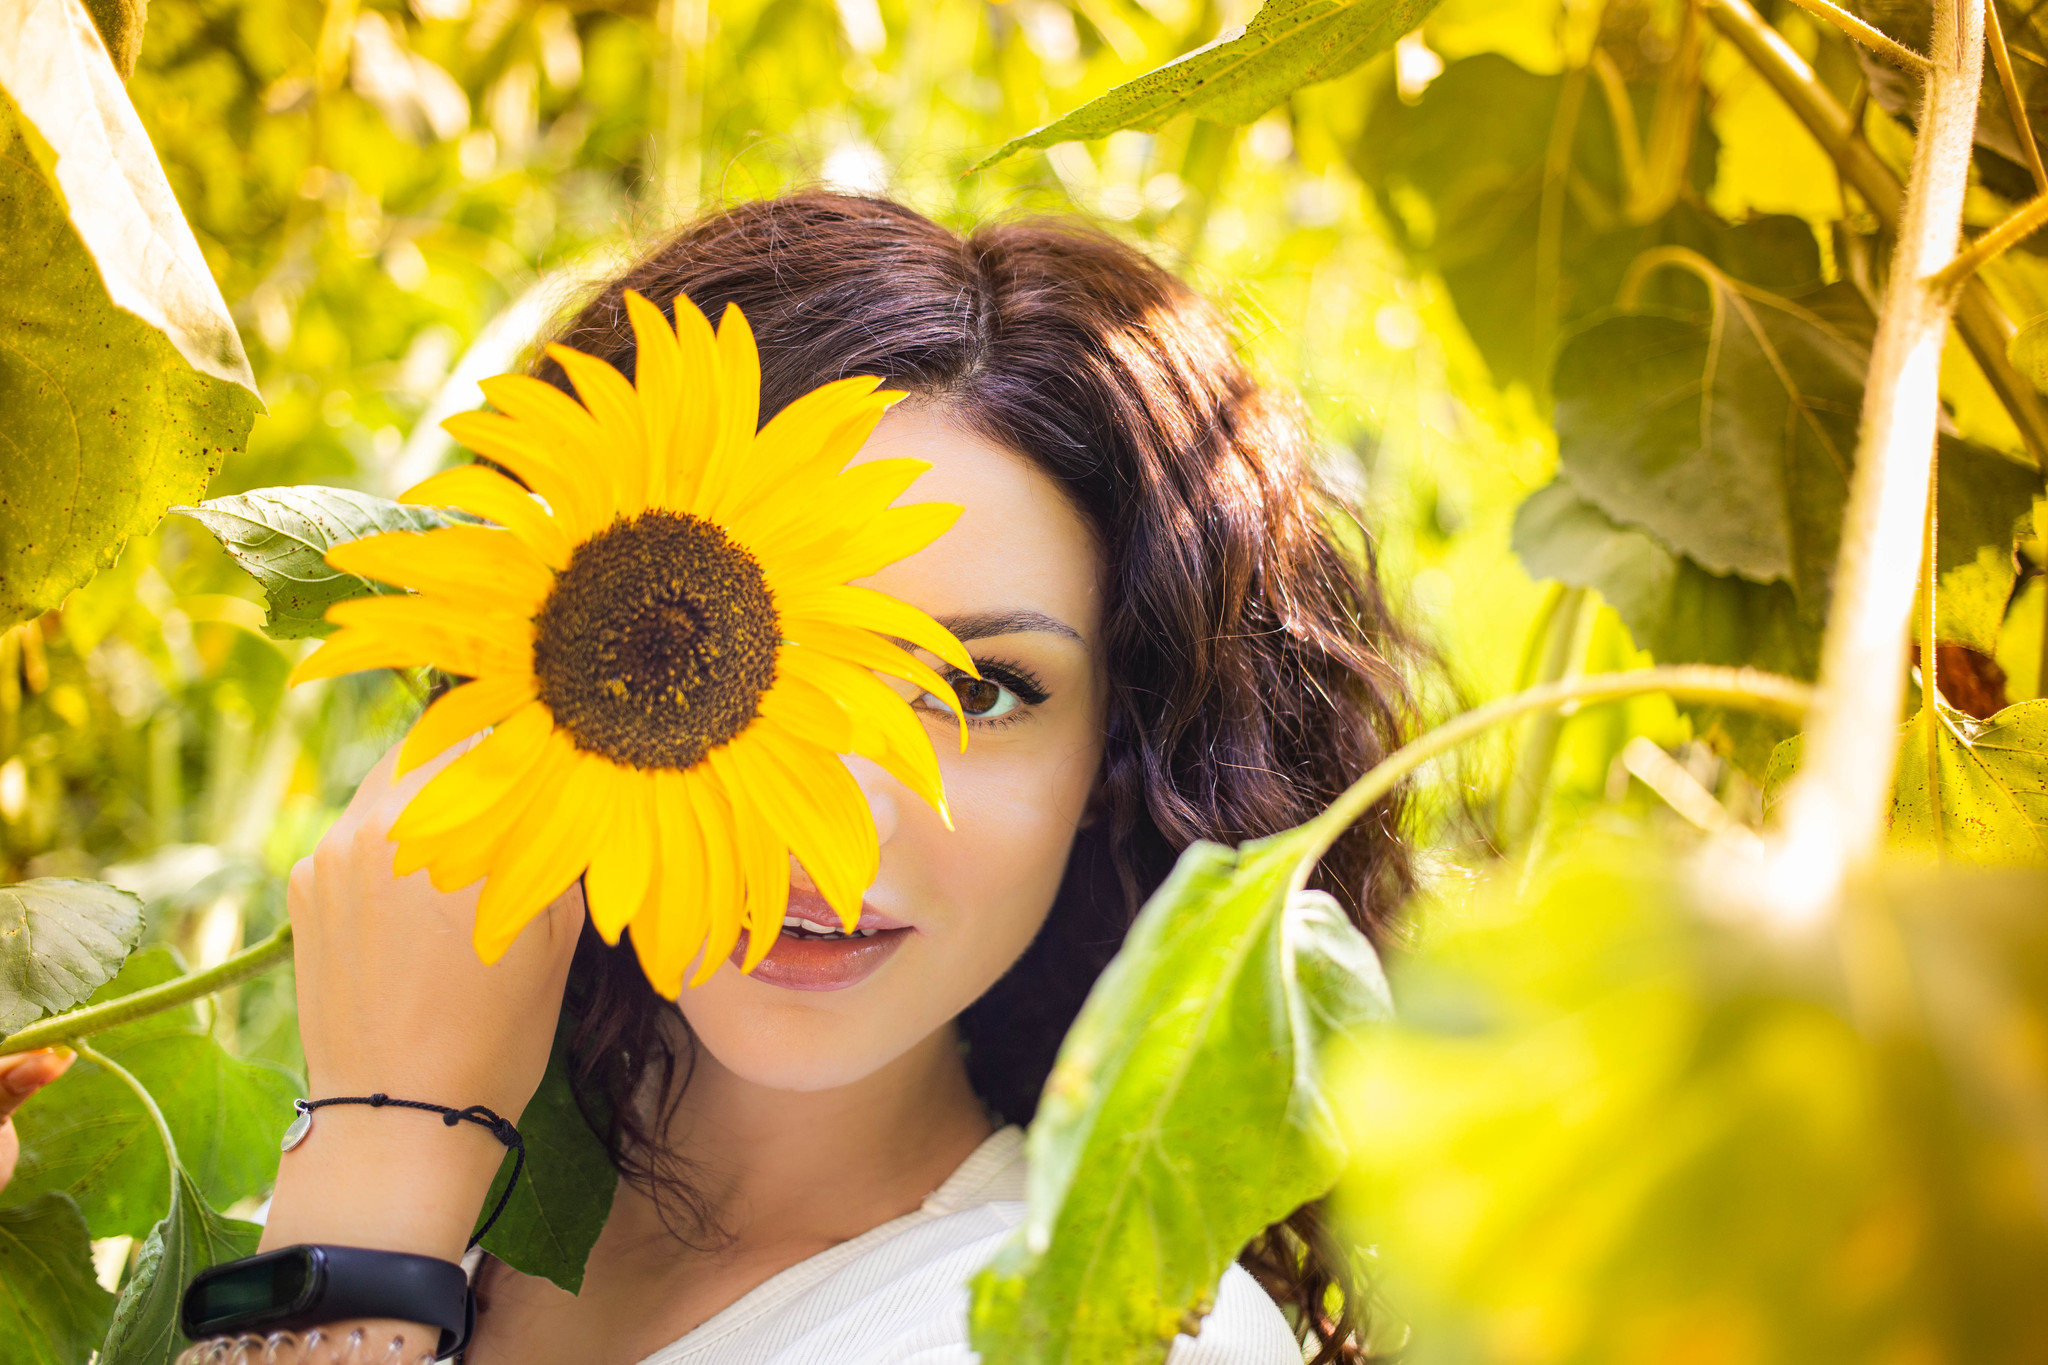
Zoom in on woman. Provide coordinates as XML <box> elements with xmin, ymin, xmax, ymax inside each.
<box><xmin>206</xmin><ymin>193</ymin><xmax>1413</xmax><ymax>1364</ymax></box>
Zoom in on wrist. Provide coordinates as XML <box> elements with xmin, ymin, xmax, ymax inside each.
<box><xmin>260</xmin><ymin>1104</ymin><xmax>508</xmax><ymax>1262</ymax></box>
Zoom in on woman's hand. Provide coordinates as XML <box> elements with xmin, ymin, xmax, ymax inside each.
<box><xmin>0</xmin><ymin>1048</ymin><xmax>75</xmax><ymax>1192</ymax></box>
<box><xmin>262</xmin><ymin>738</ymin><xmax>585</xmax><ymax>1266</ymax></box>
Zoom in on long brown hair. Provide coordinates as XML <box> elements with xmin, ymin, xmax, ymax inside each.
<box><xmin>541</xmin><ymin>192</ymin><xmax>1415</xmax><ymax>1362</ymax></box>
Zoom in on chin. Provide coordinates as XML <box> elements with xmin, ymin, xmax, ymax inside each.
<box><xmin>676</xmin><ymin>978</ymin><xmax>923</xmax><ymax>1093</ymax></box>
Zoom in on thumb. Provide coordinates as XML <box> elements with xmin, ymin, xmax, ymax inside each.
<box><xmin>0</xmin><ymin>1048</ymin><xmax>75</xmax><ymax>1125</ymax></box>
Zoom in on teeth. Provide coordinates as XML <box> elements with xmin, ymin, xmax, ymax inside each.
<box><xmin>777</xmin><ymin>915</ymin><xmax>885</xmax><ymax>940</ymax></box>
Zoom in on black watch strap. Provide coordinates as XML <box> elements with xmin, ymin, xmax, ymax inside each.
<box><xmin>181</xmin><ymin>1244</ymin><xmax>474</xmax><ymax>1360</ymax></box>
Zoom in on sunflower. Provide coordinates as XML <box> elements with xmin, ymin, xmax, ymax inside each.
<box><xmin>290</xmin><ymin>291</ymin><xmax>973</xmax><ymax>994</ymax></box>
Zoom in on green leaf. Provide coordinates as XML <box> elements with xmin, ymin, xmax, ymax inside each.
<box><xmin>1553</xmin><ymin>275</ymin><xmax>1867</xmax><ymax>594</ymax></box>
<box><xmin>100</xmin><ymin>1167</ymin><xmax>260</xmax><ymax>1365</ymax></box>
<box><xmin>0</xmin><ymin>878</ymin><xmax>145</xmax><ymax>1034</ymax></box>
<box><xmin>1893</xmin><ymin>699</ymin><xmax>2048</xmax><ymax>862</ymax></box>
<box><xmin>476</xmin><ymin>1016</ymin><xmax>616</xmax><ymax>1294</ymax></box>
<box><xmin>969</xmin><ymin>829</ymin><xmax>1392</xmax><ymax>1364</ymax></box>
<box><xmin>1338</xmin><ymin>839</ymin><xmax>2048</xmax><ymax>1362</ymax></box>
<box><xmin>2011</xmin><ymin>310</ymin><xmax>2048</xmax><ymax>396</ymax></box>
<box><xmin>0</xmin><ymin>9</ymin><xmax>261</xmax><ymax>630</ymax></box>
<box><xmin>173</xmin><ymin>487</ymin><xmax>476</xmax><ymax>640</ymax></box>
<box><xmin>972</xmin><ymin>0</ymin><xmax>1444</xmax><ymax>169</ymax></box>
<box><xmin>0</xmin><ymin>1193</ymin><xmax>116</xmax><ymax>1365</ymax></box>
<box><xmin>1765</xmin><ymin>699</ymin><xmax>2048</xmax><ymax>862</ymax></box>
<box><xmin>10</xmin><ymin>949</ymin><xmax>302</xmax><ymax>1240</ymax></box>
<box><xmin>1347</xmin><ymin>55</ymin><xmax>1745</xmax><ymax>390</ymax></box>
<box><xmin>1928</xmin><ymin>448</ymin><xmax>2040</xmax><ymax>654</ymax></box>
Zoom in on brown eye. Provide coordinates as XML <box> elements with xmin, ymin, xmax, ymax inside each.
<box><xmin>952</xmin><ymin>676</ymin><xmax>1016</xmax><ymax>719</ymax></box>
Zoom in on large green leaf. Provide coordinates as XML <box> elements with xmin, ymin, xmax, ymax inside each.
<box><xmin>0</xmin><ymin>0</ymin><xmax>261</xmax><ymax>630</ymax></box>
<box><xmin>1348</xmin><ymin>55</ymin><xmax>1744</xmax><ymax>390</ymax></box>
<box><xmin>1893</xmin><ymin>699</ymin><xmax>2048</xmax><ymax>862</ymax></box>
<box><xmin>475</xmin><ymin>1017</ymin><xmax>616</xmax><ymax>1294</ymax></box>
<box><xmin>0</xmin><ymin>1193</ymin><xmax>115</xmax><ymax>1365</ymax></box>
<box><xmin>174</xmin><ymin>487</ymin><xmax>476</xmax><ymax>640</ymax></box>
<box><xmin>1338</xmin><ymin>841</ymin><xmax>2048</xmax><ymax>1363</ymax></box>
<box><xmin>969</xmin><ymin>829</ymin><xmax>1392</xmax><ymax>1364</ymax></box>
<box><xmin>0</xmin><ymin>878</ymin><xmax>144</xmax><ymax>1034</ymax></box>
<box><xmin>1552</xmin><ymin>276</ymin><xmax>1867</xmax><ymax>595</ymax></box>
<box><xmin>100</xmin><ymin>1166</ymin><xmax>260</xmax><ymax>1365</ymax></box>
<box><xmin>10</xmin><ymin>949</ymin><xmax>301</xmax><ymax>1240</ymax></box>
<box><xmin>972</xmin><ymin>0</ymin><xmax>1443</xmax><ymax>169</ymax></box>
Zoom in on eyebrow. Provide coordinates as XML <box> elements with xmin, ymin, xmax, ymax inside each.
<box><xmin>934</xmin><ymin>610</ymin><xmax>1086</xmax><ymax>646</ymax></box>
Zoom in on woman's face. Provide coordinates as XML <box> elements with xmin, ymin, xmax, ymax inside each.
<box><xmin>674</xmin><ymin>401</ymin><xmax>1107</xmax><ymax>1091</ymax></box>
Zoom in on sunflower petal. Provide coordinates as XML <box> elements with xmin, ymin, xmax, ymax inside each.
<box><xmin>622</xmin><ymin>291</ymin><xmax>682</xmax><ymax>509</ymax></box>
<box><xmin>755</xmin><ymin>673</ymin><xmax>855</xmax><ymax>752</ymax></box>
<box><xmin>392</xmin><ymin>702</ymin><xmax>555</xmax><ymax>841</ymax></box>
<box><xmin>759</xmin><ymin>503</ymin><xmax>963</xmax><ymax>600</ymax></box>
<box><xmin>547</xmin><ymin>344</ymin><xmax>649</xmax><ymax>519</ymax></box>
<box><xmin>731</xmin><ymin>456</ymin><xmax>932</xmax><ymax>555</ymax></box>
<box><xmin>474</xmin><ymin>751</ymin><xmax>615</xmax><ymax>962</ymax></box>
<box><xmin>398</xmin><ymin>674</ymin><xmax>537</xmax><ymax>775</ymax></box>
<box><xmin>320</xmin><ymin>597</ymin><xmax>535</xmax><ymax>678</ymax></box>
<box><xmin>711</xmin><ymin>778</ymin><xmax>792</xmax><ymax>979</ymax></box>
<box><xmin>712</xmin><ymin>733</ymin><xmax>874</xmax><ymax>933</ymax></box>
<box><xmin>652</xmin><ymin>769</ymin><xmax>715</xmax><ymax>989</ymax></box>
<box><xmin>776</xmin><ymin>648</ymin><xmax>951</xmax><ymax>818</ymax></box>
<box><xmin>327</xmin><ymin>526</ymin><xmax>554</xmax><ymax>612</ymax></box>
<box><xmin>401</xmin><ymin>465</ymin><xmax>573</xmax><ymax>570</ymax></box>
<box><xmin>442</xmin><ymin>407</ymin><xmax>599</xmax><ymax>538</ymax></box>
<box><xmin>780</xmin><ymin>585</ymin><xmax>976</xmax><ymax>675</ymax></box>
<box><xmin>660</xmin><ymin>293</ymin><xmax>724</xmax><ymax>514</ymax></box>
<box><xmin>584</xmin><ymin>770</ymin><xmax>657</xmax><ymax>943</ymax></box>
<box><xmin>712</xmin><ymin>377</ymin><xmax>895</xmax><ymax>525</ymax></box>
<box><xmin>687</xmin><ymin>304</ymin><xmax>760</xmax><ymax>519</ymax></box>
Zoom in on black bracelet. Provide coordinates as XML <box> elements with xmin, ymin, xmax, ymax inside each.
<box><xmin>283</xmin><ymin>1094</ymin><xmax>526</xmax><ymax>1248</ymax></box>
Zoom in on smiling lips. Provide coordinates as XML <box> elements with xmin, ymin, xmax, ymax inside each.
<box><xmin>731</xmin><ymin>886</ymin><xmax>911</xmax><ymax>991</ymax></box>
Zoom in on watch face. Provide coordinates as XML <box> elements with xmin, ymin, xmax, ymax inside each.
<box><xmin>185</xmin><ymin>1246</ymin><xmax>319</xmax><ymax>1332</ymax></box>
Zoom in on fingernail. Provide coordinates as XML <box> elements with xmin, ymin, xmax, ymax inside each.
<box><xmin>2</xmin><ymin>1050</ymin><xmax>66</xmax><ymax>1095</ymax></box>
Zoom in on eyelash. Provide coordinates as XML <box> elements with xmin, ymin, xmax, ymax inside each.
<box><xmin>921</xmin><ymin>657</ymin><xmax>1050</xmax><ymax>728</ymax></box>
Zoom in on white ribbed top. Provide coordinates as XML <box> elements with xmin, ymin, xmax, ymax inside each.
<box><xmin>633</xmin><ymin>1126</ymin><xmax>1303</xmax><ymax>1364</ymax></box>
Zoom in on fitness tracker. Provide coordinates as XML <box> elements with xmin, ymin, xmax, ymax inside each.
<box><xmin>180</xmin><ymin>1245</ymin><xmax>474</xmax><ymax>1360</ymax></box>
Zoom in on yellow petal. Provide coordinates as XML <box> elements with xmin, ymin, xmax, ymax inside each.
<box><xmin>779</xmin><ymin>585</ymin><xmax>976</xmax><ymax>674</ymax></box>
<box><xmin>659</xmin><ymin>293</ymin><xmax>724</xmax><ymax>514</ymax></box>
<box><xmin>685</xmin><ymin>771</ymin><xmax>741</xmax><ymax>969</ymax></box>
<box><xmin>711</xmin><ymin>732</ymin><xmax>874</xmax><ymax>931</ymax></box>
<box><xmin>759</xmin><ymin>503</ymin><xmax>963</xmax><ymax>601</ymax></box>
<box><xmin>391</xmin><ymin>701</ymin><xmax>555</xmax><ymax>840</ymax></box>
<box><xmin>732</xmin><ymin>456</ymin><xmax>931</xmax><ymax>554</ymax></box>
<box><xmin>688</xmin><ymin>304</ymin><xmax>761</xmax><ymax>518</ymax></box>
<box><xmin>442</xmin><ymin>407</ymin><xmax>600</xmax><ymax>539</ymax></box>
<box><xmin>327</xmin><ymin>526</ymin><xmax>554</xmax><ymax>613</ymax></box>
<box><xmin>393</xmin><ymin>721</ymin><xmax>570</xmax><ymax>887</ymax></box>
<box><xmin>473</xmin><ymin>751</ymin><xmax>614</xmax><ymax>962</ymax></box>
<box><xmin>650</xmin><ymin>768</ymin><xmax>713</xmax><ymax>991</ymax></box>
<box><xmin>777</xmin><ymin>647</ymin><xmax>950</xmax><ymax>818</ymax></box>
<box><xmin>623</xmin><ymin>290</ymin><xmax>680</xmax><ymax>510</ymax></box>
<box><xmin>710</xmin><ymin>377</ymin><xmax>895</xmax><ymax>525</ymax></box>
<box><xmin>584</xmin><ymin>769</ymin><xmax>658</xmax><ymax>943</ymax></box>
<box><xmin>755</xmin><ymin>673</ymin><xmax>855</xmax><ymax>752</ymax></box>
<box><xmin>398</xmin><ymin>673</ymin><xmax>537</xmax><ymax>775</ymax></box>
<box><xmin>400</xmin><ymin>465</ymin><xmax>573</xmax><ymax>570</ymax></box>
<box><xmin>546</xmin><ymin>344</ymin><xmax>648</xmax><ymax>518</ymax></box>
<box><xmin>713</xmin><ymin>778</ymin><xmax>791</xmax><ymax>979</ymax></box>
<box><xmin>319</xmin><ymin>597</ymin><xmax>534</xmax><ymax>678</ymax></box>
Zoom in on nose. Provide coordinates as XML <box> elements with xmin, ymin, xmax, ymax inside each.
<box><xmin>844</xmin><ymin>755</ymin><xmax>900</xmax><ymax>845</ymax></box>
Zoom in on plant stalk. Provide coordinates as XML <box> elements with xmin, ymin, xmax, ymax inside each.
<box><xmin>1986</xmin><ymin>0</ymin><xmax>2048</xmax><ymax>194</ymax></box>
<box><xmin>1772</xmin><ymin>0</ymin><xmax>1985</xmax><ymax>909</ymax></box>
<box><xmin>1498</xmin><ymin>587</ymin><xmax>1593</xmax><ymax>847</ymax></box>
<box><xmin>0</xmin><ymin>924</ymin><xmax>295</xmax><ymax>1055</ymax></box>
<box><xmin>76</xmin><ymin>1041</ymin><xmax>181</xmax><ymax>1169</ymax></box>
<box><xmin>1784</xmin><ymin>0</ymin><xmax>1930</xmax><ymax>71</ymax></box>
<box><xmin>1931</xmin><ymin>191</ymin><xmax>2048</xmax><ymax>289</ymax></box>
<box><xmin>1298</xmin><ymin>666</ymin><xmax>1815</xmax><ymax>872</ymax></box>
<box><xmin>1704</xmin><ymin>0</ymin><xmax>2048</xmax><ymax>469</ymax></box>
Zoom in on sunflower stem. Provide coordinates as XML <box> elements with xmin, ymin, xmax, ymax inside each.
<box><xmin>1292</xmin><ymin>665</ymin><xmax>1815</xmax><ymax>881</ymax></box>
<box><xmin>0</xmin><ymin>924</ymin><xmax>294</xmax><ymax>1056</ymax></box>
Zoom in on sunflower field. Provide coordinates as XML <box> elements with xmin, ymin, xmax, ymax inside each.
<box><xmin>4</xmin><ymin>0</ymin><xmax>2048</xmax><ymax>1360</ymax></box>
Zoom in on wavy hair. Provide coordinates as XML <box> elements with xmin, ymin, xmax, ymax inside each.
<box><xmin>539</xmin><ymin>192</ymin><xmax>1415</xmax><ymax>1363</ymax></box>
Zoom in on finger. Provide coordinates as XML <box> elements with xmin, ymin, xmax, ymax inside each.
<box><xmin>0</xmin><ymin>1049</ymin><xmax>74</xmax><ymax>1124</ymax></box>
<box><xmin>0</xmin><ymin>1122</ymin><xmax>17</xmax><ymax>1192</ymax></box>
<box><xmin>368</xmin><ymin>730</ymin><xmax>488</xmax><ymax>832</ymax></box>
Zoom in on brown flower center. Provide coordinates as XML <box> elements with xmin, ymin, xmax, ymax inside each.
<box><xmin>533</xmin><ymin>510</ymin><xmax>779</xmax><ymax>770</ymax></box>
